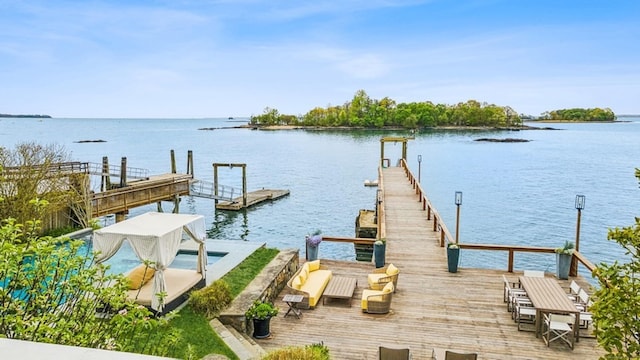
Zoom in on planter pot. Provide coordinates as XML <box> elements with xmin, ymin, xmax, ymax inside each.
<box><xmin>306</xmin><ymin>244</ymin><xmax>319</xmax><ymax>261</ymax></box>
<box><xmin>374</xmin><ymin>243</ymin><xmax>386</xmax><ymax>268</ymax></box>
<box><xmin>252</xmin><ymin>317</ymin><xmax>272</xmax><ymax>339</ymax></box>
<box><xmin>447</xmin><ymin>247</ymin><xmax>460</xmax><ymax>273</ymax></box>
<box><xmin>556</xmin><ymin>253</ymin><xmax>572</xmax><ymax>280</ymax></box>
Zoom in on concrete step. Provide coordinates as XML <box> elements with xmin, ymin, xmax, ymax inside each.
<box><xmin>209</xmin><ymin>319</ymin><xmax>266</xmax><ymax>360</ymax></box>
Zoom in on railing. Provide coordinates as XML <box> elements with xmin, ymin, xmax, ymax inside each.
<box><xmin>303</xmin><ymin>236</ymin><xmax>376</xmax><ymax>260</ymax></box>
<box><xmin>399</xmin><ymin>158</ymin><xmax>455</xmax><ymax>247</ymax></box>
<box><xmin>377</xmin><ymin>166</ymin><xmax>386</xmax><ymax>240</ymax></box>
<box><xmin>87</xmin><ymin>162</ymin><xmax>149</xmax><ymax>179</ymax></box>
<box><xmin>398</xmin><ymin>159</ymin><xmax>597</xmax><ymax>277</ymax></box>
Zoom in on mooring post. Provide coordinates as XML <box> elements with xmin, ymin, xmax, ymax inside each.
<box><xmin>170</xmin><ymin>150</ymin><xmax>176</xmax><ymax>174</ymax></box>
<box><xmin>242</xmin><ymin>164</ymin><xmax>247</xmax><ymax>207</ymax></box>
<box><xmin>187</xmin><ymin>150</ymin><xmax>193</xmax><ymax>177</ymax></box>
<box><xmin>101</xmin><ymin>156</ymin><xmax>110</xmax><ymax>192</ymax></box>
<box><xmin>119</xmin><ymin>157</ymin><xmax>127</xmax><ymax>188</ymax></box>
<box><xmin>213</xmin><ymin>164</ymin><xmax>219</xmax><ymax>205</ymax></box>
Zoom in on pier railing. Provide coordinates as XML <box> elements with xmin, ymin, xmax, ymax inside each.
<box><xmin>398</xmin><ymin>159</ymin><xmax>597</xmax><ymax>277</ymax></box>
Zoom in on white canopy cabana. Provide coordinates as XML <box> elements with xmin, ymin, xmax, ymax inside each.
<box><xmin>93</xmin><ymin>212</ymin><xmax>207</xmax><ymax>312</ymax></box>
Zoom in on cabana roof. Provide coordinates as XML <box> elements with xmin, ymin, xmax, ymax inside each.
<box><xmin>94</xmin><ymin>212</ymin><xmax>205</xmax><ymax>240</ymax></box>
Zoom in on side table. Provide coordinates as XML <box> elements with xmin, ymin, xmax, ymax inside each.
<box><xmin>283</xmin><ymin>294</ymin><xmax>304</xmax><ymax>319</ymax></box>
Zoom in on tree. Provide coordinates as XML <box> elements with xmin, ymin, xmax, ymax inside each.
<box><xmin>0</xmin><ymin>200</ymin><xmax>180</xmax><ymax>356</ymax></box>
<box><xmin>0</xmin><ymin>142</ymin><xmax>93</xmax><ymax>231</ymax></box>
<box><xmin>591</xmin><ymin>168</ymin><xmax>640</xmax><ymax>359</ymax></box>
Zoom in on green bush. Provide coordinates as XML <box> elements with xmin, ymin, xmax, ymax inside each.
<box><xmin>261</xmin><ymin>342</ymin><xmax>330</xmax><ymax>360</ymax></box>
<box><xmin>189</xmin><ymin>279</ymin><xmax>233</xmax><ymax>318</ymax></box>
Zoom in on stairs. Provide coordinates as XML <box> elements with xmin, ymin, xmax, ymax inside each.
<box><xmin>209</xmin><ymin>319</ymin><xmax>265</xmax><ymax>360</ymax></box>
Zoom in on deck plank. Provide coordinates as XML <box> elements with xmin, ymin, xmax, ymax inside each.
<box><xmin>257</xmin><ymin>167</ymin><xmax>603</xmax><ymax>359</ymax></box>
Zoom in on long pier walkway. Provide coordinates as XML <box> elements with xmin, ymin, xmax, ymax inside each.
<box><xmin>259</xmin><ymin>165</ymin><xmax>603</xmax><ymax>359</ymax></box>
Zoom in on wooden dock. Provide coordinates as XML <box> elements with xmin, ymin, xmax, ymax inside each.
<box><xmin>215</xmin><ymin>189</ymin><xmax>290</xmax><ymax>211</ymax></box>
<box><xmin>257</xmin><ymin>166</ymin><xmax>604</xmax><ymax>359</ymax></box>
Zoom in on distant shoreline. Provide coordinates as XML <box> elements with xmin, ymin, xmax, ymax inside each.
<box><xmin>0</xmin><ymin>114</ymin><xmax>51</xmax><ymax>118</ymax></box>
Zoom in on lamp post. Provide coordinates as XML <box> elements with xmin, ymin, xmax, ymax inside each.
<box><xmin>572</xmin><ymin>194</ymin><xmax>586</xmax><ymax>276</ymax></box>
<box><xmin>417</xmin><ymin>155</ymin><xmax>422</xmax><ymax>183</ymax></box>
<box><xmin>454</xmin><ymin>191</ymin><xmax>462</xmax><ymax>244</ymax></box>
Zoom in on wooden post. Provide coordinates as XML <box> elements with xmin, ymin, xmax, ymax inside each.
<box><xmin>187</xmin><ymin>150</ymin><xmax>193</xmax><ymax>177</ymax></box>
<box><xmin>213</xmin><ymin>164</ymin><xmax>219</xmax><ymax>205</ymax></box>
<box><xmin>242</xmin><ymin>164</ymin><xmax>247</xmax><ymax>207</ymax></box>
<box><xmin>101</xmin><ymin>156</ymin><xmax>110</xmax><ymax>192</ymax></box>
<box><xmin>380</xmin><ymin>139</ymin><xmax>385</xmax><ymax>168</ymax></box>
<box><xmin>119</xmin><ymin>157</ymin><xmax>127</xmax><ymax>188</ymax></box>
<box><xmin>170</xmin><ymin>150</ymin><xmax>176</xmax><ymax>174</ymax></box>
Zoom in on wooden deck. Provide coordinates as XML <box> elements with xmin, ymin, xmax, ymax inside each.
<box><xmin>257</xmin><ymin>167</ymin><xmax>604</xmax><ymax>359</ymax></box>
<box><xmin>215</xmin><ymin>189</ymin><xmax>290</xmax><ymax>210</ymax></box>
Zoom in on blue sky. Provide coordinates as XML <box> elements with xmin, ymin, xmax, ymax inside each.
<box><xmin>1</xmin><ymin>0</ymin><xmax>639</xmax><ymax>118</ymax></box>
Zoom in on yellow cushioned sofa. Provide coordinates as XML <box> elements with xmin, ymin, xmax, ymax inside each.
<box><xmin>286</xmin><ymin>259</ymin><xmax>332</xmax><ymax>309</ymax></box>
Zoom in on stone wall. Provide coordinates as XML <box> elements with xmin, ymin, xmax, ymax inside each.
<box><xmin>218</xmin><ymin>248</ymin><xmax>299</xmax><ymax>335</ymax></box>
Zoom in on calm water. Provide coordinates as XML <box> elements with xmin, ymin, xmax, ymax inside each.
<box><xmin>2</xmin><ymin>117</ymin><xmax>639</xmax><ymax>279</ymax></box>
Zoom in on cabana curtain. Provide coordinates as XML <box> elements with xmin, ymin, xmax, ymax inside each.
<box><xmin>93</xmin><ymin>212</ymin><xmax>207</xmax><ymax>311</ymax></box>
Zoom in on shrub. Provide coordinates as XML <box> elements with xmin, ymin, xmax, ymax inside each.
<box><xmin>261</xmin><ymin>342</ymin><xmax>330</xmax><ymax>360</ymax></box>
<box><xmin>189</xmin><ymin>279</ymin><xmax>233</xmax><ymax>318</ymax></box>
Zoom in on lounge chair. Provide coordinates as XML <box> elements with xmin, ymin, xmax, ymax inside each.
<box><xmin>368</xmin><ymin>263</ymin><xmax>399</xmax><ymax>292</ymax></box>
<box><xmin>361</xmin><ymin>282</ymin><xmax>394</xmax><ymax>314</ymax></box>
<box><xmin>379</xmin><ymin>345</ymin><xmax>411</xmax><ymax>360</ymax></box>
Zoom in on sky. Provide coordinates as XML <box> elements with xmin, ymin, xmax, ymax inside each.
<box><xmin>1</xmin><ymin>0</ymin><xmax>639</xmax><ymax>118</ymax></box>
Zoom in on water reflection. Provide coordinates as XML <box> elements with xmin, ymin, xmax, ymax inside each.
<box><xmin>209</xmin><ymin>209</ymin><xmax>249</xmax><ymax>240</ymax></box>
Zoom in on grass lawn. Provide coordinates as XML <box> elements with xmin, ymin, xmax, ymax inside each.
<box><xmin>165</xmin><ymin>246</ymin><xmax>280</xmax><ymax>359</ymax></box>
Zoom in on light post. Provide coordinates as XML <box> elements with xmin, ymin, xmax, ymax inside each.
<box><xmin>572</xmin><ymin>195</ymin><xmax>585</xmax><ymax>276</ymax></box>
<box><xmin>455</xmin><ymin>191</ymin><xmax>462</xmax><ymax>244</ymax></box>
<box><xmin>417</xmin><ymin>155</ymin><xmax>422</xmax><ymax>183</ymax></box>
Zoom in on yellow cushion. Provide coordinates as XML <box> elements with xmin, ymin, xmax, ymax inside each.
<box><xmin>292</xmin><ymin>276</ymin><xmax>302</xmax><ymax>290</ymax></box>
<box><xmin>302</xmin><ymin>262</ymin><xmax>310</xmax><ymax>274</ymax></box>
<box><xmin>307</xmin><ymin>259</ymin><xmax>320</xmax><ymax>272</ymax></box>
<box><xmin>382</xmin><ymin>282</ymin><xmax>394</xmax><ymax>293</ymax></box>
<box><xmin>299</xmin><ymin>268</ymin><xmax>308</xmax><ymax>283</ymax></box>
<box><xmin>386</xmin><ymin>263</ymin><xmax>399</xmax><ymax>276</ymax></box>
<box><xmin>126</xmin><ymin>264</ymin><xmax>155</xmax><ymax>290</ymax></box>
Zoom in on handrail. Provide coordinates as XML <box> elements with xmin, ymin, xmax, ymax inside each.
<box><xmin>397</xmin><ymin>159</ymin><xmax>598</xmax><ymax>278</ymax></box>
<box><xmin>322</xmin><ymin>236</ymin><xmax>377</xmax><ymax>245</ymax></box>
<box><xmin>377</xmin><ymin>165</ymin><xmax>386</xmax><ymax>240</ymax></box>
<box><xmin>399</xmin><ymin>159</ymin><xmax>455</xmax><ymax>247</ymax></box>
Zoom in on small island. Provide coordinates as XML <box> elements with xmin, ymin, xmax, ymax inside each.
<box><xmin>0</xmin><ymin>113</ymin><xmax>51</xmax><ymax>118</ymax></box>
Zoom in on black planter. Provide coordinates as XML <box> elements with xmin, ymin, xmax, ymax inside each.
<box><xmin>447</xmin><ymin>247</ymin><xmax>460</xmax><ymax>273</ymax></box>
<box><xmin>374</xmin><ymin>243</ymin><xmax>386</xmax><ymax>268</ymax></box>
<box><xmin>252</xmin><ymin>317</ymin><xmax>272</xmax><ymax>339</ymax></box>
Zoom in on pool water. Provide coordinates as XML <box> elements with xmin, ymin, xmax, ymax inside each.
<box><xmin>82</xmin><ymin>238</ymin><xmax>225</xmax><ymax>275</ymax></box>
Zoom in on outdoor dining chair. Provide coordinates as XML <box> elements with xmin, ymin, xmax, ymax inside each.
<box><xmin>444</xmin><ymin>350</ymin><xmax>478</xmax><ymax>360</ymax></box>
<box><xmin>378</xmin><ymin>345</ymin><xmax>411</xmax><ymax>360</ymax></box>
<box><xmin>543</xmin><ymin>313</ymin><xmax>574</xmax><ymax>349</ymax></box>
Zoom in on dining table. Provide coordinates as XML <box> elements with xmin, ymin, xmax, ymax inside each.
<box><xmin>518</xmin><ymin>276</ymin><xmax>580</xmax><ymax>344</ymax></box>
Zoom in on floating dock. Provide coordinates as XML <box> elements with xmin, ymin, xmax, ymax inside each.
<box><xmin>215</xmin><ymin>189</ymin><xmax>290</xmax><ymax>211</ymax></box>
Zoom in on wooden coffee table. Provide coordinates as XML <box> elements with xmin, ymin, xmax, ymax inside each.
<box><xmin>322</xmin><ymin>276</ymin><xmax>358</xmax><ymax>307</ymax></box>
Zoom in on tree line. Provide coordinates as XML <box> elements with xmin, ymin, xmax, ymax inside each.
<box><xmin>250</xmin><ymin>90</ymin><xmax>522</xmax><ymax>128</ymax></box>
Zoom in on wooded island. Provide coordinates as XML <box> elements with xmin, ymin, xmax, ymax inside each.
<box><xmin>249</xmin><ymin>90</ymin><xmax>615</xmax><ymax>129</ymax></box>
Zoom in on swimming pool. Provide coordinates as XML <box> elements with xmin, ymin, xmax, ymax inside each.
<box><xmin>82</xmin><ymin>237</ymin><xmax>226</xmax><ymax>275</ymax></box>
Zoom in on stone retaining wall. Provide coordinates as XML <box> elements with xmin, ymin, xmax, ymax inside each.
<box><xmin>218</xmin><ymin>248</ymin><xmax>299</xmax><ymax>335</ymax></box>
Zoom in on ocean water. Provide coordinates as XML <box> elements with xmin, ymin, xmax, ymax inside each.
<box><xmin>2</xmin><ymin>116</ymin><xmax>639</xmax><ymax>278</ymax></box>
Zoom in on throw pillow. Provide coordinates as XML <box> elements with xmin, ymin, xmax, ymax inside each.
<box><xmin>386</xmin><ymin>263</ymin><xmax>399</xmax><ymax>276</ymax></box>
<box><xmin>307</xmin><ymin>259</ymin><xmax>320</xmax><ymax>272</ymax></box>
<box><xmin>382</xmin><ymin>281</ymin><xmax>394</xmax><ymax>293</ymax></box>
<box><xmin>126</xmin><ymin>264</ymin><xmax>156</xmax><ymax>290</ymax></box>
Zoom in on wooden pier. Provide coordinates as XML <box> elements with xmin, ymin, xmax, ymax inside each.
<box><xmin>215</xmin><ymin>189</ymin><xmax>290</xmax><ymax>210</ymax></box>
<box><xmin>257</xmin><ymin>165</ymin><xmax>604</xmax><ymax>359</ymax></box>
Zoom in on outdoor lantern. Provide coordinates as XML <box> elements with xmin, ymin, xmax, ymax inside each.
<box><xmin>455</xmin><ymin>191</ymin><xmax>462</xmax><ymax>206</ymax></box>
<box><xmin>575</xmin><ymin>194</ymin><xmax>585</xmax><ymax>210</ymax></box>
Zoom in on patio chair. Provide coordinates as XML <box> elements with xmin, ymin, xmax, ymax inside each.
<box><xmin>543</xmin><ymin>313</ymin><xmax>574</xmax><ymax>349</ymax></box>
<box><xmin>503</xmin><ymin>275</ymin><xmax>527</xmax><ymax>312</ymax></box>
<box><xmin>514</xmin><ymin>300</ymin><xmax>537</xmax><ymax>331</ymax></box>
<box><xmin>362</xmin><ymin>282</ymin><xmax>394</xmax><ymax>314</ymax></box>
<box><xmin>444</xmin><ymin>350</ymin><xmax>478</xmax><ymax>360</ymax></box>
<box><xmin>379</xmin><ymin>345</ymin><xmax>411</xmax><ymax>360</ymax></box>
<box><xmin>368</xmin><ymin>263</ymin><xmax>399</xmax><ymax>292</ymax></box>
